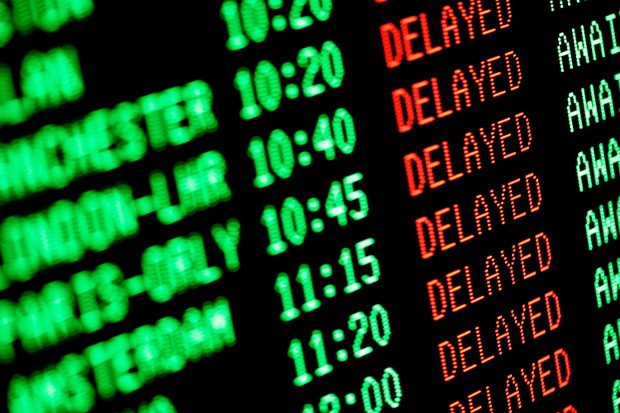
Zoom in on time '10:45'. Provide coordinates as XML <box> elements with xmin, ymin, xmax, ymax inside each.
<box><xmin>261</xmin><ymin>172</ymin><xmax>368</xmax><ymax>256</ymax></box>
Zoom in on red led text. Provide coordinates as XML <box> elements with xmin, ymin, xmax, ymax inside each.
<box><xmin>503</xmin><ymin>349</ymin><xmax>571</xmax><ymax>413</ymax></box>
<box><xmin>438</xmin><ymin>290</ymin><xmax>562</xmax><ymax>382</ymax></box>
<box><xmin>448</xmin><ymin>386</ymin><xmax>494</xmax><ymax>413</ymax></box>
<box><xmin>392</xmin><ymin>50</ymin><xmax>522</xmax><ymax>133</ymax></box>
<box><xmin>427</xmin><ymin>232</ymin><xmax>552</xmax><ymax>321</ymax></box>
<box><xmin>448</xmin><ymin>348</ymin><xmax>571</xmax><ymax>412</ymax></box>
<box><xmin>404</xmin><ymin>112</ymin><xmax>532</xmax><ymax>197</ymax></box>
<box><xmin>380</xmin><ymin>0</ymin><xmax>512</xmax><ymax>69</ymax></box>
<box><xmin>415</xmin><ymin>172</ymin><xmax>542</xmax><ymax>259</ymax></box>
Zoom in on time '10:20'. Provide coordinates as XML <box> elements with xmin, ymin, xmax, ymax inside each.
<box><xmin>234</xmin><ymin>40</ymin><xmax>344</xmax><ymax>120</ymax></box>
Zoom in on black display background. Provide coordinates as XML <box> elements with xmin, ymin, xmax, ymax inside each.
<box><xmin>0</xmin><ymin>0</ymin><xmax>618</xmax><ymax>411</ymax></box>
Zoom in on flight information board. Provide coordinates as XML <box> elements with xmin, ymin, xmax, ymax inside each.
<box><xmin>0</xmin><ymin>0</ymin><xmax>618</xmax><ymax>411</ymax></box>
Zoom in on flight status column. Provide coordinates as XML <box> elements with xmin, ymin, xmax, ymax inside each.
<box><xmin>378</xmin><ymin>0</ymin><xmax>576</xmax><ymax>411</ymax></box>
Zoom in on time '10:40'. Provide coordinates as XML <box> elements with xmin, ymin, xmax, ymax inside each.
<box><xmin>248</xmin><ymin>108</ymin><xmax>356</xmax><ymax>189</ymax></box>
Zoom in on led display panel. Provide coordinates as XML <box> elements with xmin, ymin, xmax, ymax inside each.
<box><xmin>0</xmin><ymin>0</ymin><xmax>618</xmax><ymax>412</ymax></box>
